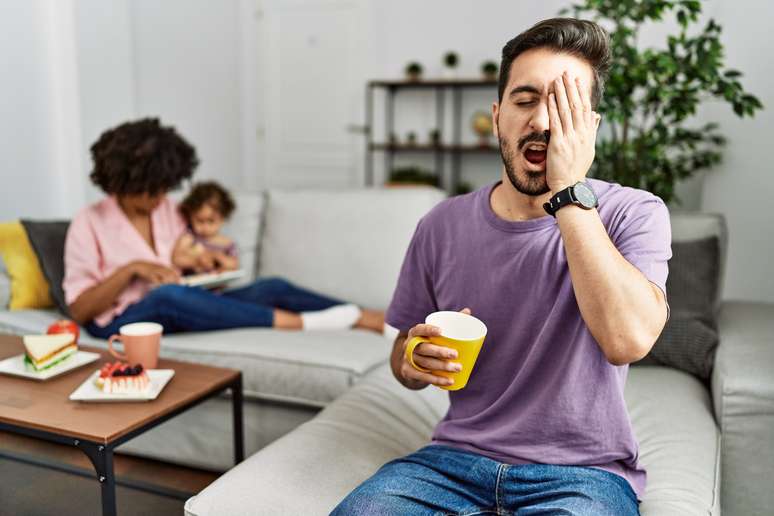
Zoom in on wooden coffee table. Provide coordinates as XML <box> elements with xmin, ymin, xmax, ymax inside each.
<box><xmin>0</xmin><ymin>334</ymin><xmax>243</xmax><ymax>516</ymax></box>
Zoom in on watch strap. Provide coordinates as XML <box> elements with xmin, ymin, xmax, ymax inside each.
<box><xmin>543</xmin><ymin>186</ymin><xmax>574</xmax><ymax>217</ymax></box>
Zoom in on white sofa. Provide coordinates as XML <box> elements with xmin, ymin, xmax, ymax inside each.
<box><xmin>1</xmin><ymin>187</ymin><xmax>772</xmax><ymax>515</ymax></box>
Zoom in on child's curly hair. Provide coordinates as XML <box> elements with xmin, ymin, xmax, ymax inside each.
<box><xmin>179</xmin><ymin>181</ymin><xmax>236</xmax><ymax>222</ymax></box>
<box><xmin>90</xmin><ymin>118</ymin><xmax>198</xmax><ymax>195</ymax></box>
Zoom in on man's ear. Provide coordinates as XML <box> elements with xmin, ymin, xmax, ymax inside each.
<box><xmin>491</xmin><ymin>102</ymin><xmax>500</xmax><ymax>139</ymax></box>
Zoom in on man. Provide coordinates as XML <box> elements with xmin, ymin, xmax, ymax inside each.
<box><xmin>333</xmin><ymin>17</ymin><xmax>670</xmax><ymax>515</ymax></box>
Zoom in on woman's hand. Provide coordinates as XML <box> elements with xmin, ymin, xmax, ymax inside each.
<box><xmin>131</xmin><ymin>261</ymin><xmax>180</xmax><ymax>286</ymax></box>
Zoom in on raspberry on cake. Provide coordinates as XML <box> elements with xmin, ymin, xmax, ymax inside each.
<box><xmin>95</xmin><ymin>362</ymin><xmax>151</xmax><ymax>394</ymax></box>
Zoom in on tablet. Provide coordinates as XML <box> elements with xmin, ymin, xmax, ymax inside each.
<box><xmin>180</xmin><ymin>269</ymin><xmax>246</xmax><ymax>289</ymax></box>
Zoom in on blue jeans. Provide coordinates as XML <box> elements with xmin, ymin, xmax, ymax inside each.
<box><xmin>332</xmin><ymin>445</ymin><xmax>639</xmax><ymax>515</ymax></box>
<box><xmin>86</xmin><ymin>277</ymin><xmax>343</xmax><ymax>338</ymax></box>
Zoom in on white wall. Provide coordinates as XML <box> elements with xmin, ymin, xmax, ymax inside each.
<box><xmin>695</xmin><ymin>1</ymin><xmax>774</xmax><ymax>303</ymax></box>
<box><xmin>0</xmin><ymin>0</ymin><xmax>248</xmax><ymax>218</ymax></box>
<box><xmin>130</xmin><ymin>0</ymin><xmax>243</xmax><ymax>190</ymax></box>
<box><xmin>0</xmin><ymin>0</ymin><xmax>82</xmax><ymax>219</ymax></box>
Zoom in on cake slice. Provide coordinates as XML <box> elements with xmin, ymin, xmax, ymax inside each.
<box><xmin>23</xmin><ymin>333</ymin><xmax>77</xmax><ymax>372</ymax></box>
<box><xmin>95</xmin><ymin>362</ymin><xmax>151</xmax><ymax>394</ymax></box>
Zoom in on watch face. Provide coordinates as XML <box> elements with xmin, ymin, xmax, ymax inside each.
<box><xmin>573</xmin><ymin>182</ymin><xmax>597</xmax><ymax>208</ymax></box>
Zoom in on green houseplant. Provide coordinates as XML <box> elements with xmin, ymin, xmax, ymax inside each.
<box><xmin>405</xmin><ymin>62</ymin><xmax>423</xmax><ymax>82</ymax></box>
<box><xmin>481</xmin><ymin>61</ymin><xmax>499</xmax><ymax>81</ymax></box>
<box><xmin>561</xmin><ymin>0</ymin><xmax>762</xmax><ymax>204</ymax></box>
<box><xmin>443</xmin><ymin>51</ymin><xmax>460</xmax><ymax>79</ymax></box>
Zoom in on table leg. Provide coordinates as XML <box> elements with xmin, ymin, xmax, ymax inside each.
<box><xmin>232</xmin><ymin>374</ymin><xmax>244</xmax><ymax>464</ymax></box>
<box><xmin>76</xmin><ymin>439</ymin><xmax>117</xmax><ymax>516</ymax></box>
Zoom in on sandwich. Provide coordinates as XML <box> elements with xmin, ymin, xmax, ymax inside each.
<box><xmin>23</xmin><ymin>333</ymin><xmax>78</xmax><ymax>372</ymax></box>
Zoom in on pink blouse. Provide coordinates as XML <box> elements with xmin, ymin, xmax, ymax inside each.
<box><xmin>63</xmin><ymin>196</ymin><xmax>186</xmax><ymax>327</ymax></box>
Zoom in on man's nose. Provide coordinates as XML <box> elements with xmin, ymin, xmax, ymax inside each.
<box><xmin>529</xmin><ymin>102</ymin><xmax>550</xmax><ymax>132</ymax></box>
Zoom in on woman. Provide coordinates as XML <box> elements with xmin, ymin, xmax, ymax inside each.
<box><xmin>64</xmin><ymin>118</ymin><xmax>384</xmax><ymax>338</ymax></box>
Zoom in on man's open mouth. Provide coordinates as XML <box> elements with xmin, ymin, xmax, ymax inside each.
<box><xmin>523</xmin><ymin>143</ymin><xmax>547</xmax><ymax>164</ymax></box>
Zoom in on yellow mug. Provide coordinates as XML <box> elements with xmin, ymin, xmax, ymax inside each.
<box><xmin>404</xmin><ymin>311</ymin><xmax>487</xmax><ymax>391</ymax></box>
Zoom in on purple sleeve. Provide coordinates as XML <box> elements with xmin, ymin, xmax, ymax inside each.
<box><xmin>612</xmin><ymin>196</ymin><xmax>672</xmax><ymax>316</ymax></box>
<box><xmin>386</xmin><ymin>218</ymin><xmax>438</xmax><ymax>334</ymax></box>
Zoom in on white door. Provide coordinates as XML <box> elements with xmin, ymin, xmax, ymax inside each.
<box><xmin>254</xmin><ymin>0</ymin><xmax>369</xmax><ymax>190</ymax></box>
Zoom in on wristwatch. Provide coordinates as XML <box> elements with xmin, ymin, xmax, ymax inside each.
<box><xmin>543</xmin><ymin>181</ymin><xmax>598</xmax><ymax>217</ymax></box>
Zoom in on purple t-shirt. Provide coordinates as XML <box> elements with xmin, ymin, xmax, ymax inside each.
<box><xmin>386</xmin><ymin>178</ymin><xmax>672</xmax><ymax>499</ymax></box>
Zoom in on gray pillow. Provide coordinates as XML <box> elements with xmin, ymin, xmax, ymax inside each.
<box><xmin>20</xmin><ymin>220</ymin><xmax>70</xmax><ymax>316</ymax></box>
<box><xmin>640</xmin><ymin>236</ymin><xmax>720</xmax><ymax>380</ymax></box>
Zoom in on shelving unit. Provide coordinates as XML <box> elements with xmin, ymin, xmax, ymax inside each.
<box><xmin>365</xmin><ymin>78</ymin><xmax>499</xmax><ymax>193</ymax></box>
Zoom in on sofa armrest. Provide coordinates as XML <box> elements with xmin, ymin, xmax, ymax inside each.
<box><xmin>711</xmin><ymin>300</ymin><xmax>774</xmax><ymax>516</ymax></box>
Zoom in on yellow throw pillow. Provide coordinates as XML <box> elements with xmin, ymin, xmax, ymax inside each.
<box><xmin>0</xmin><ymin>221</ymin><xmax>53</xmax><ymax>310</ymax></box>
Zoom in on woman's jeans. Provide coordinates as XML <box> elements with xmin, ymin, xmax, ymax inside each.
<box><xmin>86</xmin><ymin>277</ymin><xmax>343</xmax><ymax>337</ymax></box>
<box><xmin>332</xmin><ymin>445</ymin><xmax>640</xmax><ymax>516</ymax></box>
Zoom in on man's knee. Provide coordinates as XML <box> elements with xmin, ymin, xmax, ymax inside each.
<box><xmin>332</xmin><ymin>483</ymin><xmax>413</xmax><ymax>516</ymax></box>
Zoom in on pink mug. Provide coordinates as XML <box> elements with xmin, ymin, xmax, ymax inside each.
<box><xmin>107</xmin><ymin>322</ymin><xmax>163</xmax><ymax>369</ymax></box>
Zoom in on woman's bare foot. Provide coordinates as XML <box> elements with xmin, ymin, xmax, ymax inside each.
<box><xmin>273</xmin><ymin>309</ymin><xmax>303</xmax><ymax>329</ymax></box>
<box><xmin>354</xmin><ymin>308</ymin><xmax>385</xmax><ymax>334</ymax></box>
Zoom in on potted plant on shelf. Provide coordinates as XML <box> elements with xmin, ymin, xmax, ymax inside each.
<box><xmin>429</xmin><ymin>129</ymin><xmax>441</xmax><ymax>146</ymax></box>
<box><xmin>387</xmin><ymin>166</ymin><xmax>440</xmax><ymax>188</ymax></box>
<box><xmin>443</xmin><ymin>51</ymin><xmax>459</xmax><ymax>79</ymax></box>
<box><xmin>406</xmin><ymin>131</ymin><xmax>418</xmax><ymax>147</ymax></box>
<box><xmin>561</xmin><ymin>0</ymin><xmax>762</xmax><ymax>205</ymax></box>
<box><xmin>481</xmin><ymin>61</ymin><xmax>498</xmax><ymax>81</ymax></box>
<box><xmin>405</xmin><ymin>62</ymin><xmax>423</xmax><ymax>82</ymax></box>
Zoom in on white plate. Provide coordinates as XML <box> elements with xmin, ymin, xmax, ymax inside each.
<box><xmin>179</xmin><ymin>269</ymin><xmax>245</xmax><ymax>289</ymax></box>
<box><xmin>69</xmin><ymin>369</ymin><xmax>175</xmax><ymax>402</ymax></box>
<box><xmin>0</xmin><ymin>351</ymin><xmax>100</xmax><ymax>381</ymax></box>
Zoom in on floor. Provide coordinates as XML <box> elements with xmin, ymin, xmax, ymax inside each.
<box><xmin>0</xmin><ymin>431</ymin><xmax>220</xmax><ymax>515</ymax></box>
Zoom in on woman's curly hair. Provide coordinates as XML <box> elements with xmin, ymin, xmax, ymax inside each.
<box><xmin>89</xmin><ymin>118</ymin><xmax>199</xmax><ymax>195</ymax></box>
<box><xmin>179</xmin><ymin>181</ymin><xmax>236</xmax><ymax>222</ymax></box>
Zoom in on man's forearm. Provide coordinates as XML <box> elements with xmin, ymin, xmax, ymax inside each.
<box><xmin>555</xmin><ymin>204</ymin><xmax>668</xmax><ymax>365</ymax></box>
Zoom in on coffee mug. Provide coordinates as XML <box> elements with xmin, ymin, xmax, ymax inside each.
<box><xmin>107</xmin><ymin>322</ymin><xmax>163</xmax><ymax>369</ymax></box>
<box><xmin>404</xmin><ymin>311</ymin><xmax>487</xmax><ymax>391</ymax></box>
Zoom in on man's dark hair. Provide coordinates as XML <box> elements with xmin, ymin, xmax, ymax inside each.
<box><xmin>498</xmin><ymin>18</ymin><xmax>611</xmax><ymax>108</ymax></box>
<box><xmin>89</xmin><ymin>118</ymin><xmax>199</xmax><ymax>195</ymax></box>
<box><xmin>179</xmin><ymin>181</ymin><xmax>236</xmax><ymax>222</ymax></box>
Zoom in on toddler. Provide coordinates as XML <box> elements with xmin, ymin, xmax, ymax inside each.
<box><xmin>174</xmin><ymin>181</ymin><xmax>238</xmax><ymax>273</ymax></box>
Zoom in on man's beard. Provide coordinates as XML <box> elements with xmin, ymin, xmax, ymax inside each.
<box><xmin>498</xmin><ymin>127</ymin><xmax>550</xmax><ymax>197</ymax></box>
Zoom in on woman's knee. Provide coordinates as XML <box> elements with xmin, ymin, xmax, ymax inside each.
<box><xmin>258</xmin><ymin>276</ymin><xmax>293</xmax><ymax>292</ymax></box>
<box><xmin>147</xmin><ymin>284</ymin><xmax>190</xmax><ymax>303</ymax></box>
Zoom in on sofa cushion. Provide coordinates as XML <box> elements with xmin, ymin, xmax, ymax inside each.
<box><xmin>669</xmin><ymin>212</ymin><xmax>727</xmax><ymax>312</ymax></box>
<box><xmin>185</xmin><ymin>364</ymin><xmax>719</xmax><ymax>515</ymax></box>
<box><xmin>0</xmin><ymin>309</ymin><xmax>100</xmax><ymax>344</ymax></box>
<box><xmin>20</xmin><ymin>220</ymin><xmax>70</xmax><ymax>316</ymax></box>
<box><xmin>222</xmin><ymin>193</ymin><xmax>265</xmax><ymax>286</ymax></box>
<box><xmin>0</xmin><ymin>221</ymin><xmax>54</xmax><ymax>310</ymax></box>
<box><xmin>157</xmin><ymin>328</ymin><xmax>392</xmax><ymax>406</ymax></box>
<box><xmin>647</xmin><ymin>236</ymin><xmax>721</xmax><ymax>380</ymax></box>
<box><xmin>259</xmin><ymin>187</ymin><xmax>446</xmax><ymax>310</ymax></box>
<box><xmin>637</xmin><ymin>213</ymin><xmax>727</xmax><ymax>380</ymax></box>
